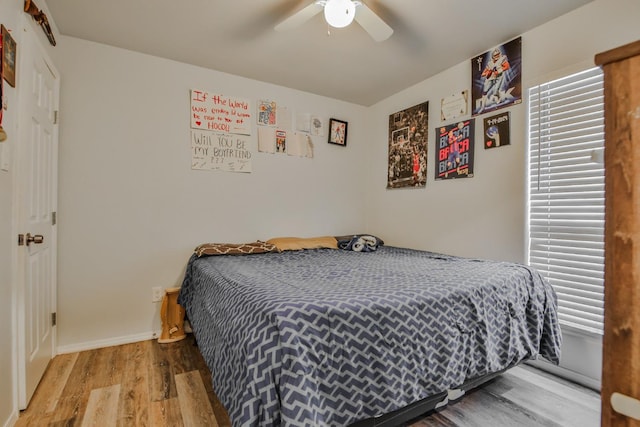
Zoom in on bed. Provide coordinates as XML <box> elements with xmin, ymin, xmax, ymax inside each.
<box><xmin>178</xmin><ymin>236</ymin><xmax>561</xmax><ymax>426</ymax></box>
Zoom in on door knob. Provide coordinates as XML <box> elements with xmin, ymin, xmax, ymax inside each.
<box><xmin>25</xmin><ymin>233</ymin><xmax>44</xmax><ymax>246</ymax></box>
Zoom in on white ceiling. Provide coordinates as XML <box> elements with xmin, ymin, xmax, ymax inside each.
<box><xmin>46</xmin><ymin>0</ymin><xmax>594</xmax><ymax>106</ymax></box>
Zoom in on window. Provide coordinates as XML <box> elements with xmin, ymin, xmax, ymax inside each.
<box><xmin>527</xmin><ymin>67</ymin><xmax>605</xmax><ymax>335</ymax></box>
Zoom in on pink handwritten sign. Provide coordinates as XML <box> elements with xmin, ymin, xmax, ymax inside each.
<box><xmin>190</xmin><ymin>89</ymin><xmax>252</xmax><ymax>135</ymax></box>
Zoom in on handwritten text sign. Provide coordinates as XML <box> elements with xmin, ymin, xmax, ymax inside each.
<box><xmin>190</xmin><ymin>89</ymin><xmax>252</xmax><ymax>135</ymax></box>
<box><xmin>191</xmin><ymin>130</ymin><xmax>252</xmax><ymax>173</ymax></box>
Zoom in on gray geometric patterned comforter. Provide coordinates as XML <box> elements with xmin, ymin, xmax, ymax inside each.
<box><xmin>178</xmin><ymin>246</ymin><xmax>561</xmax><ymax>427</ymax></box>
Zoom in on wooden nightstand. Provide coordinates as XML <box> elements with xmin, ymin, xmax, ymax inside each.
<box><xmin>158</xmin><ymin>287</ymin><xmax>186</xmax><ymax>343</ymax></box>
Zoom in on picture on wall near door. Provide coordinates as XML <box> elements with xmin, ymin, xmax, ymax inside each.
<box><xmin>0</xmin><ymin>31</ymin><xmax>3</xmax><ymax>105</ymax></box>
<box><xmin>1</xmin><ymin>25</ymin><xmax>16</xmax><ymax>87</ymax></box>
<box><xmin>435</xmin><ymin>120</ymin><xmax>475</xmax><ymax>180</ymax></box>
<box><xmin>387</xmin><ymin>101</ymin><xmax>429</xmax><ymax>189</ymax></box>
<box><xmin>471</xmin><ymin>37</ymin><xmax>521</xmax><ymax>116</ymax></box>
<box><xmin>0</xmin><ymin>43</ymin><xmax>4</xmax><ymax>142</ymax></box>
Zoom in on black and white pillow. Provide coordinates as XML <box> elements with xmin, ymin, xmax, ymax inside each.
<box><xmin>337</xmin><ymin>234</ymin><xmax>384</xmax><ymax>252</ymax></box>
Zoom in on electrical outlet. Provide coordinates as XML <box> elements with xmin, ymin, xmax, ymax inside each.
<box><xmin>152</xmin><ymin>286</ymin><xmax>164</xmax><ymax>303</ymax></box>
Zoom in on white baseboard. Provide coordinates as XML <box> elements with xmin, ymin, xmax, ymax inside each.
<box><xmin>56</xmin><ymin>330</ymin><xmax>160</xmax><ymax>355</ymax></box>
<box><xmin>3</xmin><ymin>411</ymin><xmax>18</xmax><ymax>427</ymax></box>
<box><xmin>525</xmin><ymin>358</ymin><xmax>601</xmax><ymax>392</ymax></box>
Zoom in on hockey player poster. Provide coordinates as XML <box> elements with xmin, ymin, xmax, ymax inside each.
<box><xmin>387</xmin><ymin>101</ymin><xmax>429</xmax><ymax>189</ymax></box>
<box><xmin>471</xmin><ymin>37</ymin><xmax>521</xmax><ymax>116</ymax></box>
<box><xmin>483</xmin><ymin>111</ymin><xmax>510</xmax><ymax>149</ymax></box>
<box><xmin>435</xmin><ymin>120</ymin><xmax>475</xmax><ymax>180</ymax></box>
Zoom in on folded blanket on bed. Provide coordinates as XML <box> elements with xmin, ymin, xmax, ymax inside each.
<box><xmin>194</xmin><ymin>241</ymin><xmax>278</xmax><ymax>257</ymax></box>
<box><xmin>337</xmin><ymin>234</ymin><xmax>384</xmax><ymax>252</ymax></box>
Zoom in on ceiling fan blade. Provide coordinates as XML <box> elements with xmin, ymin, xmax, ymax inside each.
<box><xmin>275</xmin><ymin>2</ymin><xmax>324</xmax><ymax>32</ymax></box>
<box><xmin>355</xmin><ymin>3</ymin><xmax>393</xmax><ymax>42</ymax></box>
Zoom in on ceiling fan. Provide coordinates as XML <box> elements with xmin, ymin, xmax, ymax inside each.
<box><xmin>275</xmin><ymin>0</ymin><xmax>393</xmax><ymax>42</ymax></box>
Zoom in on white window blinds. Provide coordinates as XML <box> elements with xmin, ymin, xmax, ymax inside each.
<box><xmin>528</xmin><ymin>67</ymin><xmax>605</xmax><ymax>335</ymax></box>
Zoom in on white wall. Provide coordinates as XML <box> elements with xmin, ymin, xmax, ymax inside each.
<box><xmin>51</xmin><ymin>37</ymin><xmax>369</xmax><ymax>351</ymax></box>
<box><xmin>364</xmin><ymin>0</ymin><xmax>640</xmax><ymax>386</ymax></box>
<box><xmin>366</xmin><ymin>62</ymin><xmax>527</xmax><ymax>262</ymax></box>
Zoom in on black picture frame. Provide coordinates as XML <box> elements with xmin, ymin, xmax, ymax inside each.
<box><xmin>328</xmin><ymin>118</ymin><xmax>348</xmax><ymax>147</ymax></box>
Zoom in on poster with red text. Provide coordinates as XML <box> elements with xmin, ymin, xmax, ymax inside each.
<box><xmin>190</xmin><ymin>89</ymin><xmax>252</xmax><ymax>135</ymax></box>
<box><xmin>190</xmin><ymin>89</ymin><xmax>253</xmax><ymax>172</ymax></box>
<box><xmin>435</xmin><ymin>120</ymin><xmax>475</xmax><ymax>180</ymax></box>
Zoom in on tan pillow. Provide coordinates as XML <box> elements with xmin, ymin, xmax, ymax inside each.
<box><xmin>194</xmin><ymin>241</ymin><xmax>278</xmax><ymax>257</ymax></box>
<box><xmin>266</xmin><ymin>236</ymin><xmax>338</xmax><ymax>251</ymax></box>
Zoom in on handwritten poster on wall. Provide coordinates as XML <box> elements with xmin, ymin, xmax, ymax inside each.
<box><xmin>191</xmin><ymin>130</ymin><xmax>252</xmax><ymax>172</ymax></box>
<box><xmin>190</xmin><ymin>89</ymin><xmax>252</xmax><ymax>135</ymax></box>
<box><xmin>190</xmin><ymin>89</ymin><xmax>253</xmax><ymax>173</ymax></box>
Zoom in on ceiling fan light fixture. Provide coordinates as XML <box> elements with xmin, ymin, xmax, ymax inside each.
<box><xmin>323</xmin><ymin>0</ymin><xmax>356</xmax><ymax>28</ymax></box>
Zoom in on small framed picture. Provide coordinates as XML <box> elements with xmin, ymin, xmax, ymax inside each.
<box><xmin>2</xmin><ymin>25</ymin><xmax>16</xmax><ymax>87</ymax></box>
<box><xmin>328</xmin><ymin>118</ymin><xmax>348</xmax><ymax>147</ymax></box>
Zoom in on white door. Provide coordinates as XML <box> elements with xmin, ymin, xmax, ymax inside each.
<box><xmin>15</xmin><ymin>22</ymin><xmax>59</xmax><ymax>409</ymax></box>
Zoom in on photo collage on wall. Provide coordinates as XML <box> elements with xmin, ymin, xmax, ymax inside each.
<box><xmin>387</xmin><ymin>101</ymin><xmax>429</xmax><ymax>189</ymax></box>
<box><xmin>385</xmin><ymin>37</ymin><xmax>519</xmax><ymax>187</ymax></box>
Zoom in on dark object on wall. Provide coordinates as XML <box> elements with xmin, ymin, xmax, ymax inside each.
<box><xmin>1</xmin><ymin>25</ymin><xmax>16</xmax><ymax>87</ymax></box>
<box><xmin>328</xmin><ymin>118</ymin><xmax>348</xmax><ymax>146</ymax></box>
<box><xmin>387</xmin><ymin>101</ymin><xmax>429</xmax><ymax>188</ymax></box>
<box><xmin>471</xmin><ymin>37</ymin><xmax>521</xmax><ymax>116</ymax></box>
<box><xmin>435</xmin><ymin>119</ymin><xmax>475</xmax><ymax>180</ymax></box>
<box><xmin>24</xmin><ymin>0</ymin><xmax>56</xmax><ymax>46</ymax></box>
<box><xmin>483</xmin><ymin>111</ymin><xmax>510</xmax><ymax>149</ymax></box>
<box><xmin>0</xmin><ymin>37</ymin><xmax>4</xmax><ymax>142</ymax></box>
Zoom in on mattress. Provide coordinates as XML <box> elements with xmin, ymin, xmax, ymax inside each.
<box><xmin>178</xmin><ymin>245</ymin><xmax>561</xmax><ymax>426</ymax></box>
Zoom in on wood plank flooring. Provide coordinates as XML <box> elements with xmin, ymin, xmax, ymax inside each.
<box><xmin>16</xmin><ymin>335</ymin><xmax>229</xmax><ymax>427</ymax></box>
<box><xmin>17</xmin><ymin>335</ymin><xmax>600</xmax><ymax>426</ymax></box>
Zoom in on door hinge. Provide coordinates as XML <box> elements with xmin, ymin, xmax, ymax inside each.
<box><xmin>51</xmin><ymin>312</ymin><xmax>57</xmax><ymax>327</ymax></box>
<box><xmin>52</xmin><ymin>211</ymin><xmax>57</xmax><ymax>226</ymax></box>
<box><xmin>53</xmin><ymin>110</ymin><xmax>59</xmax><ymax>125</ymax></box>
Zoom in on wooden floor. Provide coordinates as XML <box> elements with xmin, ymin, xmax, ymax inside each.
<box><xmin>17</xmin><ymin>335</ymin><xmax>601</xmax><ymax>426</ymax></box>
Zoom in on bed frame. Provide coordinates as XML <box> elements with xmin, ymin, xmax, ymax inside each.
<box><xmin>347</xmin><ymin>368</ymin><xmax>508</xmax><ymax>426</ymax></box>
